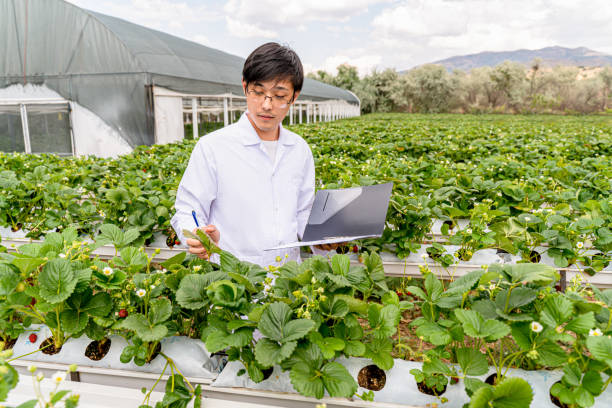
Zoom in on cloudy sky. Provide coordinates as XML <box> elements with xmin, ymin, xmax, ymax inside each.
<box><xmin>66</xmin><ymin>0</ymin><xmax>612</xmax><ymax>76</ymax></box>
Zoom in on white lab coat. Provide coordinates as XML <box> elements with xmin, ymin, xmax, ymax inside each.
<box><xmin>171</xmin><ymin>112</ymin><xmax>315</xmax><ymax>268</ymax></box>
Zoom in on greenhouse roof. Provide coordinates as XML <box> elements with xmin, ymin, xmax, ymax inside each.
<box><xmin>0</xmin><ymin>0</ymin><xmax>358</xmax><ymax>146</ymax></box>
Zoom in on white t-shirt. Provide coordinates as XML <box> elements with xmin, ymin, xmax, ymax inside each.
<box><xmin>171</xmin><ymin>112</ymin><xmax>315</xmax><ymax>268</ymax></box>
<box><xmin>261</xmin><ymin>140</ymin><xmax>278</xmax><ymax>162</ymax></box>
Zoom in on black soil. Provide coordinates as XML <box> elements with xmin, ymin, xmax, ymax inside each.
<box><xmin>262</xmin><ymin>367</ymin><xmax>274</xmax><ymax>381</ymax></box>
<box><xmin>485</xmin><ymin>373</ymin><xmax>498</xmax><ymax>386</ymax></box>
<box><xmin>416</xmin><ymin>380</ymin><xmax>446</xmax><ymax>396</ymax></box>
<box><xmin>148</xmin><ymin>342</ymin><xmax>162</xmax><ymax>363</ymax></box>
<box><xmin>40</xmin><ymin>337</ymin><xmax>62</xmax><ymax>355</ymax></box>
<box><xmin>85</xmin><ymin>338</ymin><xmax>111</xmax><ymax>361</ymax></box>
<box><xmin>528</xmin><ymin>250</ymin><xmax>542</xmax><ymax>263</ymax></box>
<box><xmin>358</xmin><ymin>365</ymin><xmax>386</xmax><ymax>391</ymax></box>
<box><xmin>1</xmin><ymin>337</ymin><xmax>17</xmax><ymax>351</ymax></box>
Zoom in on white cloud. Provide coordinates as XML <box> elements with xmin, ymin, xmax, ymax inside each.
<box><xmin>225</xmin><ymin>17</ymin><xmax>277</xmax><ymax>39</ymax></box>
<box><xmin>312</xmin><ymin>54</ymin><xmax>383</xmax><ymax>77</ymax></box>
<box><xmin>225</xmin><ymin>0</ymin><xmax>387</xmax><ymax>25</ymax></box>
<box><xmin>193</xmin><ymin>35</ymin><xmax>210</xmax><ymax>47</ymax></box>
<box><xmin>223</xmin><ymin>0</ymin><xmax>388</xmax><ymax>38</ymax></box>
<box><xmin>66</xmin><ymin>0</ymin><xmax>219</xmax><ymax>31</ymax></box>
<box><xmin>369</xmin><ymin>0</ymin><xmax>612</xmax><ymax>67</ymax></box>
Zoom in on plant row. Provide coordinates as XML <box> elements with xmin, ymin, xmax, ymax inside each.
<box><xmin>0</xmin><ymin>114</ymin><xmax>610</xmax><ymax>270</ymax></box>
<box><xmin>1</xmin><ymin>226</ymin><xmax>612</xmax><ymax>407</ymax></box>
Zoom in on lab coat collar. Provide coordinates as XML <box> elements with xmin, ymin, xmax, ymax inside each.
<box><xmin>239</xmin><ymin>112</ymin><xmax>296</xmax><ymax>146</ymax></box>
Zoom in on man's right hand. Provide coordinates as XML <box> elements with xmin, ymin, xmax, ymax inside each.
<box><xmin>186</xmin><ymin>225</ymin><xmax>220</xmax><ymax>260</ymax></box>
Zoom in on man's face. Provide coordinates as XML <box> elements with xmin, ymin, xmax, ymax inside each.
<box><xmin>242</xmin><ymin>78</ymin><xmax>299</xmax><ymax>135</ymax></box>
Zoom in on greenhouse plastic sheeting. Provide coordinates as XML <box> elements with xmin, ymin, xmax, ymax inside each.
<box><xmin>1</xmin><ymin>0</ymin><xmax>358</xmax><ymax>147</ymax></box>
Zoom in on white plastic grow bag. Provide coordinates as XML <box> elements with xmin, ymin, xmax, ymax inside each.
<box><xmin>212</xmin><ymin>358</ymin><xmax>612</xmax><ymax>408</ymax></box>
<box><xmin>11</xmin><ymin>325</ymin><xmax>220</xmax><ymax>379</ymax></box>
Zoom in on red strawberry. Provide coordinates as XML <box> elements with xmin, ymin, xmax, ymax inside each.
<box><xmin>29</xmin><ymin>333</ymin><xmax>38</xmax><ymax>343</ymax></box>
<box><xmin>118</xmin><ymin>309</ymin><xmax>128</xmax><ymax>318</ymax></box>
<box><xmin>143</xmin><ymin>169</ymin><xmax>147</xmax><ymax>172</ymax></box>
<box><xmin>175</xmin><ymin>240</ymin><xmax>181</xmax><ymax>245</ymax></box>
<box><xmin>30</xmin><ymin>297</ymin><xmax>37</xmax><ymax>307</ymax></box>
<box><xmin>450</xmin><ymin>377</ymin><xmax>459</xmax><ymax>385</ymax></box>
<box><xmin>352</xmin><ymin>245</ymin><xmax>359</xmax><ymax>253</ymax></box>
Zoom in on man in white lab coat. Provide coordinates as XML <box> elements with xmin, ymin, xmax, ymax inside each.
<box><xmin>171</xmin><ymin>42</ymin><xmax>336</xmax><ymax>267</ymax></box>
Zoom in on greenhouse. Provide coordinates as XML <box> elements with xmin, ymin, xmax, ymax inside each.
<box><xmin>0</xmin><ymin>0</ymin><xmax>360</xmax><ymax>157</ymax></box>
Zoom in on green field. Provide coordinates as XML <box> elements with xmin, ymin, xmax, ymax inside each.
<box><xmin>1</xmin><ymin>114</ymin><xmax>611</xmax><ymax>266</ymax></box>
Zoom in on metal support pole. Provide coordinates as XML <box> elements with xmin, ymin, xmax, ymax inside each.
<box><xmin>20</xmin><ymin>104</ymin><xmax>31</xmax><ymax>153</ymax></box>
<box><xmin>223</xmin><ymin>97</ymin><xmax>229</xmax><ymax>127</ymax></box>
<box><xmin>289</xmin><ymin>105</ymin><xmax>294</xmax><ymax>125</ymax></box>
<box><xmin>298</xmin><ymin>104</ymin><xmax>303</xmax><ymax>124</ymax></box>
<box><xmin>191</xmin><ymin>97</ymin><xmax>198</xmax><ymax>139</ymax></box>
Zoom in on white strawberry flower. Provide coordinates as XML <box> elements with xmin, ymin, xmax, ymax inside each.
<box><xmin>193</xmin><ymin>265</ymin><xmax>202</xmax><ymax>272</ymax></box>
<box><xmin>466</xmin><ymin>228</ymin><xmax>472</xmax><ymax>234</ymax></box>
<box><xmin>102</xmin><ymin>267</ymin><xmax>113</xmax><ymax>276</ymax></box>
<box><xmin>589</xmin><ymin>328</ymin><xmax>603</xmax><ymax>337</ymax></box>
<box><xmin>58</xmin><ymin>253</ymin><xmax>66</xmax><ymax>258</ymax></box>
<box><xmin>135</xmin><ymin>289</ymin><xmax>146</xmax><ymax>298</ymax></box>
<box><xmin>52</xmin><ymin>371</ymin><xmax>65</xmax><ymax>384</ymax></box>
<box><xmin>150</xmin><ymin>285</ymin><xmax>156</xmax><ymax>290</ymax></box>
<box><xmin>530</xmin><ymin>321</ymin><xmax>543</xmax><ymax>333</ymax></box>
<box><xmin>576</xmin><ymin>242</ymin><xmax>584</xmax><ymax>249</ymax></box>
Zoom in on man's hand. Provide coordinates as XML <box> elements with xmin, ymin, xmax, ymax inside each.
<box><xmin>314</xmin><ymin>242</ymin><xmax>347</xmax><ymax>251</ymax></box>
<box><xmin>186</xmin><ymin>225</ymin><xmax>220</xmax><ymax>260</ymax></box>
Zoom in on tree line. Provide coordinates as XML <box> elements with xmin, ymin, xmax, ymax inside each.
<box><xmin>308</xmin><ymin>60</ymin><xmax>612</xmax><ymax>114</ymax></box>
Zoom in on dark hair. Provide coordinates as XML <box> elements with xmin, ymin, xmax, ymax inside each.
<box><xmin>242</xmin><ymin>42</ymin><xmax>304</xmax><ymax>95</ymax></box>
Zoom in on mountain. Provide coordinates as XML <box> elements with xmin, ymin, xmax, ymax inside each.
<box><xmin>421</xmin><ymin>46</ymin><xmax>612</xmax><ymax>71</ymax></box>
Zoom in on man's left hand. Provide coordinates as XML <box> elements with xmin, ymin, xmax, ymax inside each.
<box><xmin>314</xmin><ymin>242</ymin><xmax>348</xmax><ymax>251</ymax></box>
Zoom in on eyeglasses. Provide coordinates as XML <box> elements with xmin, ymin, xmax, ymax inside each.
<box><xmin>246</xmin><ymin>87</ymin><xmax>293</xmax><ymax>108</ymax></box>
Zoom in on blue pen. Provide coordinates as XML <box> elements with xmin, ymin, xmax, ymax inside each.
<box><xmin>192</xmin><ymin>210</ymin><xmax>200</xmax><ymax>227</ymax></box>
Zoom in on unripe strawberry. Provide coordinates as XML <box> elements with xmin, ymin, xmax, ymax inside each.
<box><xmin>28</xmin><ymin>333</ymin><xmax>38</xmax><ymax>343</ymax></box>
<box><xmin>118</xmin><ymin>309</ymin><xmax>128</xmax><ymax>318</ymax></box>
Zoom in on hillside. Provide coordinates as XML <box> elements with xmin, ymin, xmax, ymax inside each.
<box><xmin>423</xmin><ymin>46</ymin><xmax>612</xmax><ymax>71</ymax></box>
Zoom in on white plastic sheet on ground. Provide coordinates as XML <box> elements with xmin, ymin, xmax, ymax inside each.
<box><xmin>12</xmin><ymin>325</ymin><xmax>219</xmax><ymax>379</ymax></box>
<box><xmin>212</xmin><ymin>358</ymin><xmax>612</xmax><ymax>408</ymax></box>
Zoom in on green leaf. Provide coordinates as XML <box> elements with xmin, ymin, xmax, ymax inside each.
<box><xmin>10</xmin><ymin>254</ymin><xmax>45</xmax><ymax>275</ymax></box>
<box><xmin>149</xmin><ymin>298</ymin><xmax>172</xmax><ymax>325</ymax></box>
<box><xmin>39</xmin><ymin>258</ymin><xmax>77</xmax><ymax>304</ymax></box>
<box><xmin>575</xmin><ymin>387</ymin><xmax>594</xmax><ymax>407</ymax></box>
<box><xmin>320</xmin><ymin>362</ymin><xmax>358</xmax><ymax>398</ymax></box>
<box><xmin>330</xmin><ymin>254</ymin><xmax>350</xmax><ymax>276</ymax></box>
<box><xmin>258</xmin><ymin>302</ymin><xmax>315</xmax><ymax>342</ymax></box>
<box><xmin>424</xmin><ymin>273</ymin><xmax>443</xmax><ymax>301</ymax></box>
<box><xmin>176</xmin><ymin>274</ymin><xmax>212</xmax><ymax>309</ymax></box>
<box><xmin>469</xmin><ymin>377</ymin><xmax>533</xmax><ymax>408</ymax></box>
<box><xmin>562</xmin><ymin>363</ymin><xmax>581</xmax><ymax>387</ymax></box>
<box><xmin>364</xmin><ymin>337</ymin><xmax>394</xmax><ymax>370</ymax></box>
<box><xmin>290</xmin><ymin>361</ymin><xmax>325</xmax><ymax>399</ymax></box>
<box><xmin>565</xmin><ymin>312</ymin><xmax>595</xmax><ymax>335</ymax></box>
<box><xmin>415</xmin><ymin>322</ymin><xmax>452</xmax><ymax>346</ymax></box>
<box><xmin>483</xmin><ymin>320</ymin><xmax>511</xmax><ymax>342</ymax></box>
<box><xmin>587</xmin><ymin>335</ymin><xmax>612</xmax><ymax>369</ymax></box>
<box><xmin>495</xmin><ymin>287</ymin><xmax>537</xmax><ymax>312</ymax></box>
<box><xmin>254</xmin><ymin>338</ymin><xmax>297</xmax><ymax>367</ymax></box>
<box><xmin>457</xmin><ymin>348</ymin><xmax>488</xmax><ymax>376</ymax></box>
<box><xmin>582</xmin><ymin>370</ymin><xmax>603</xmax><ymax>396</ymax></box>
<box><xmin>540</xmin><ymin>295</ymin><xmax>573</xmax><ymax>327</ymax></box>
<box><xmin>121</xmin><ymin>314</ymin><xmax>168</xmax><ymax>342</ymax></box>
<box><xmin>344</xmin><ymin>340</ymin><xmax>366</xmax><ymax>356</ymax></box>
<box><xmin>0</xmin><ymin>265</ymin><xmax>19</xmax><ymax>296</ymax></box>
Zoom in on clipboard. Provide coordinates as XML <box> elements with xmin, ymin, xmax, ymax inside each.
<box><xmin>266</xmin><ymin>182</ymin><xmax>393</xmax><ymax>250</ymax></box>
